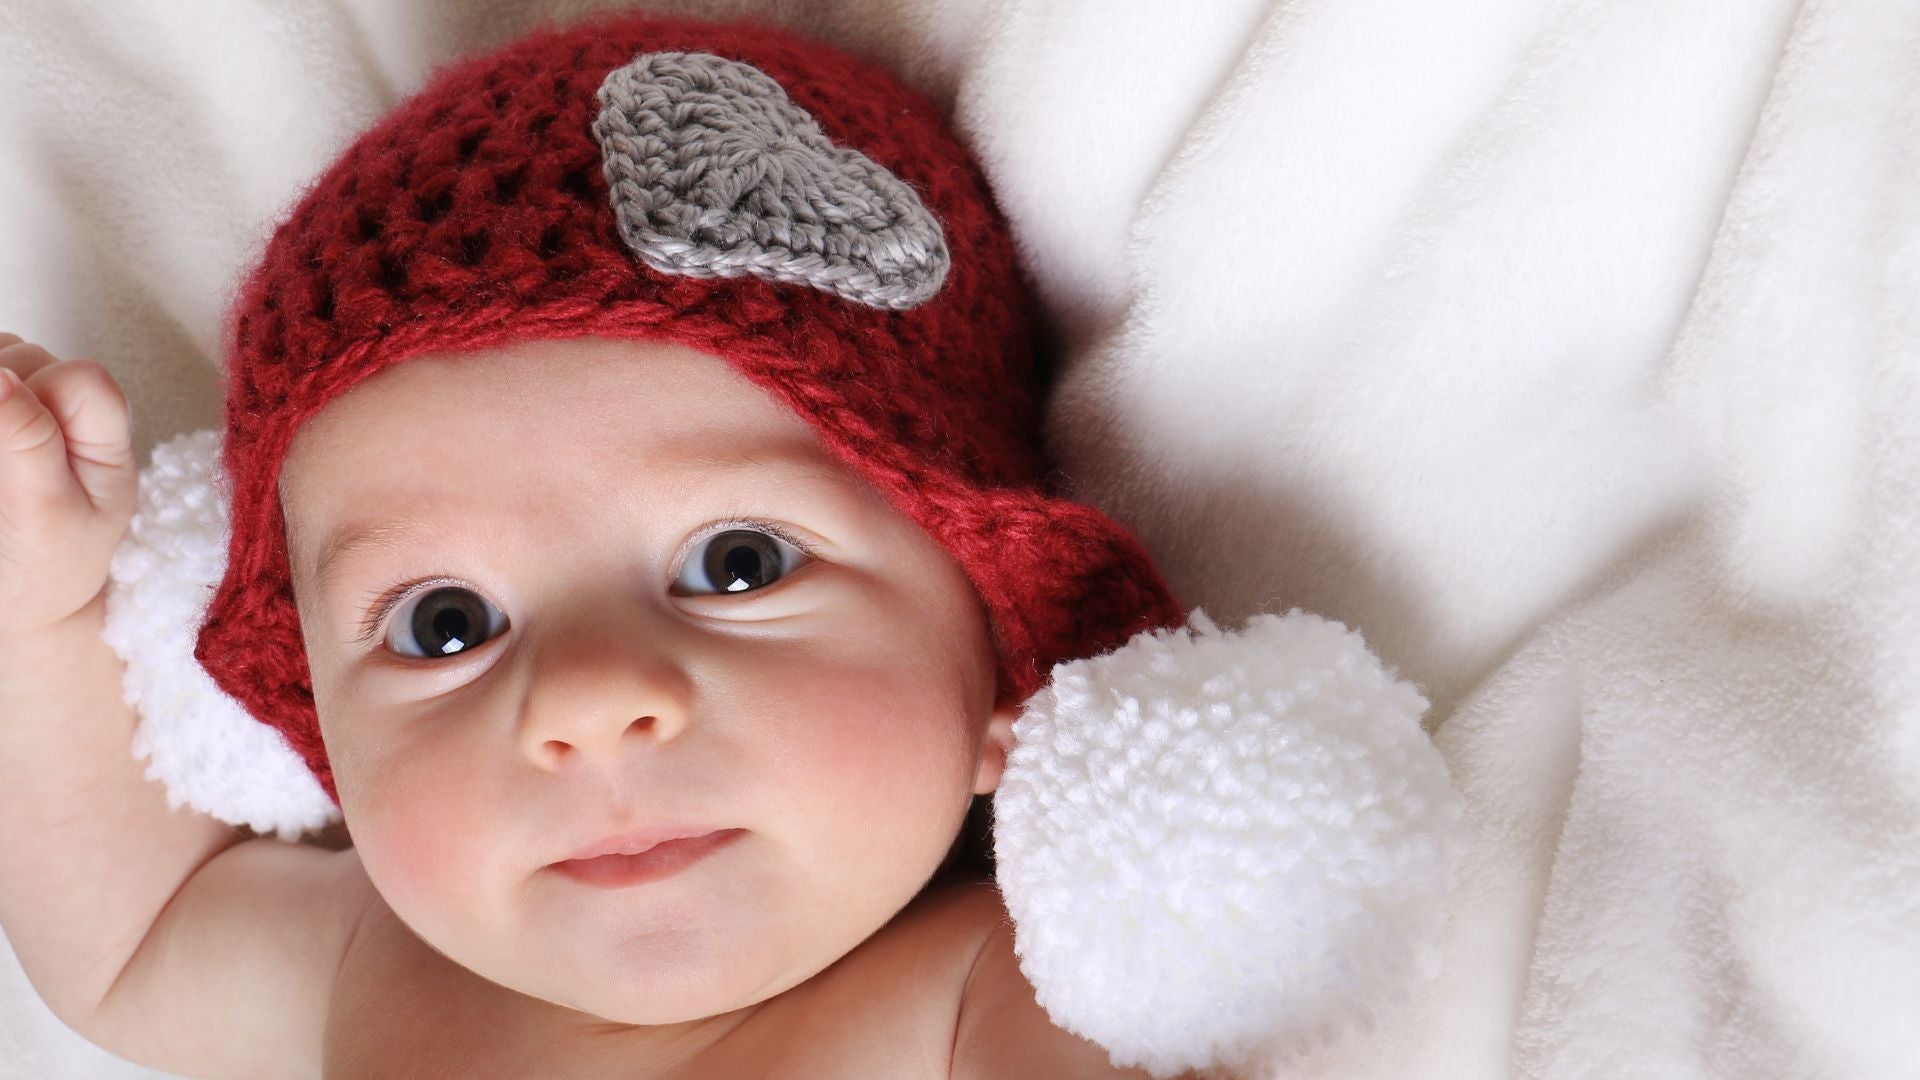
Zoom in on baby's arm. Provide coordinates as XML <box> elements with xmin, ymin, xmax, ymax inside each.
<box><xmin>0</xmin><ymin>338</ymin><xmax>368</xmax><ymax>1078</ymax></box>
<box><xmin>0</xmin><ymin>589</ymin><xmax>248</xmax><ymax>1018</ymax></box>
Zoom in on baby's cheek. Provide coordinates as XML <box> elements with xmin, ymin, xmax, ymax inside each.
<box><xmin>354</xmin><ymin>745</ymin><xmax>491</xmax><ymax>920</ymax></box>
<box><xmin>788</xmin><ymin>663</ymin><xmax>972</xmax><ymax>825</ymax></box>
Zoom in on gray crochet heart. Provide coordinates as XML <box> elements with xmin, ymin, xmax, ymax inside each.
<box><xmin>592</xmin><ymin>51</ymin><xmax>950</xmax><ymax>311</ymax></box>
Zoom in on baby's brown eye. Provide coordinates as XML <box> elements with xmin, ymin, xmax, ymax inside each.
<box><xmin>673</xmin><ymin>527</ymin><xmax>808</xmax><ymax>596</ymax></box>
<box><xmin>386</xmin><ymin>586</ymin><xmax>507</xmax><ymax>658</ymax></box>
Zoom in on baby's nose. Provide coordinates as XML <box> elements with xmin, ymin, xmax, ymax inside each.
<box><xmin>514</xmin><ymin>609</ymin><xmax>693</xmax><ymax>770</ymax></box>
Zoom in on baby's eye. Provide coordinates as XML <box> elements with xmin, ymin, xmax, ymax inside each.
<box><xmin>672</xmin><ymin>525</ymin><xmax>811</xmax><ymax>597</ymax></box>
<box><xmin>384</xmin><ymin>587</ymin><xmax>508</xmax><ymax>659</ymax></box>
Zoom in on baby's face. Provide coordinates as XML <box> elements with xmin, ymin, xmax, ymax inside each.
<box><xmin>279</xmin><ymin>335</ymin><xmax>1014</xmax><ymax>1029</ymax></box>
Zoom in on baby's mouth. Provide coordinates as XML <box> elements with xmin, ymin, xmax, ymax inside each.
<box><xmin>548</xmin><ymin>828</ymin><xmax>745</xmax><ymax>888</ymax></box>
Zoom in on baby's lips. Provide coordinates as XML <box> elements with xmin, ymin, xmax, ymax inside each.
<box><xmin>552</xmin><ymin>824</ymin><xmax>740</xmax><ymax>865</ymax></box>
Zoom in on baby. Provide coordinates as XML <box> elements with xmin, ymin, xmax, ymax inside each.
<box><xmin>0</xmin><ymin>11</ymin><xmax>1193</xmax><ymax>1079</ymax></box>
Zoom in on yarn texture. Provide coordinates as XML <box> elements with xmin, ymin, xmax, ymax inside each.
<box><xmin>593</xmin><ymin>51</ymin><xmax>951</xmax><ymax>309</ymax></box>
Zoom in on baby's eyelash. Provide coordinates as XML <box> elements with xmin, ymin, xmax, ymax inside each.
<box><xmin>707</xmin><ymin>518</ymin><xmax>818</xmax><ymax>559</ymax></box>
<box><xmin>353</xmin><ymin>576</ymin><xmax>457</xmax><ymax>647</ymax></box>
<box><xmin>349</xmin><ymin>518</ymin><xmax>818</xmax><ymax>648</ymax></box>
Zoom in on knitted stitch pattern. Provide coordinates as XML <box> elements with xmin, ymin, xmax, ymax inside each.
<box><xmin>193</xmin><ymin>11</ymin><xmax>1186</xmax><ymax>805</ymax></box>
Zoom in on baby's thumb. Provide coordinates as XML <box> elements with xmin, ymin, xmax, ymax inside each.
<box><xmin>10</xmin><ymin>359</ymin><xmax>137</xmax><ymax>518</ymax></box>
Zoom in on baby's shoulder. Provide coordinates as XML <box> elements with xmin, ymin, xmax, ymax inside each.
<box><xmin>943</xmin><ymin>883</ymin><xmax>1162</xmax><ymax>1079</ymax></box>
<box><xmin>741</xmin><ymin>880</ymin><xmax>1153</xmax><ymax>1077</ymax></box>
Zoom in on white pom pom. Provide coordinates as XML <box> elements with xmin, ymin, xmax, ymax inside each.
<box><xmin>993</xmin><ymin>608</ymin><xmax>1464</xmax><ymax>1078</ymax></box>
<box><xmin>100</xmin><ymin>429</ymin><xmax>338</xmax><ymax>841</ymax></box>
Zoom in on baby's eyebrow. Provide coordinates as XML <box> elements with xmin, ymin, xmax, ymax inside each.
<box><xmin>309</xmin><ymin>518</ymin><xmax>426</xmax><ymax>597</ymax></box>
<box><xmin>305</xmin><ymin>448</ymin><xmax>846</xmax><ymax>595</ymax></box>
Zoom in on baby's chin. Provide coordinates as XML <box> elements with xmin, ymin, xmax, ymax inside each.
<box><xmin>450</xmin><ymin>896</ymin><xmax>868</xmax><ymax>1029</ymax></box>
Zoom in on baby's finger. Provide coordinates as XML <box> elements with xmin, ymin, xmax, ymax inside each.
<box><xmin>19</xmin><ymin>359</ymin><xmax>135</xmax><ymax>516</ymax></box>
<box><xmin>0</xmin><ymin>366</ymin><xmax>83</xmax><ymax>513</ymax></box>
<box><xmin>0</xmin><ymin>338</ymin><xmax>63</xmax><ymax>384</ymax></box>
<box><xmin>0</xmin><ymin>332</ymin><xmax>22</xmax><ymax>350</ymax></box>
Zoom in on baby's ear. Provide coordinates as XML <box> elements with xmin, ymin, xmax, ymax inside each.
<box><xmin>971</xmin><ymin>698</ymin><xmax>1019</xmax><ymax>795</ymax></box>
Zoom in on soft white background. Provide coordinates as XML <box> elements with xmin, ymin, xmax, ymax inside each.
<box><xmin>1</xmin><ymin>0</ymin><xmax>1915</xmax><ymax>1077</ymax></box>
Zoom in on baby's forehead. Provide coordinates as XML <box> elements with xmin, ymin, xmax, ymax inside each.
<box><xmin>270</xmin><ymin>336</ymin><xmax>906</xmax><ymax>597</ymax></box>
<box><xmin>277</xmin><ymin>336</ymin><xmax>848</xmax><ymax>500</ymax></box>
<box><xmin>285</xmin><ymin>438</ymin><xmax>859</xmax><ymax>559</ymax></box>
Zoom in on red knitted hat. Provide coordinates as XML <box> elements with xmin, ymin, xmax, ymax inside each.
<box><xmin>193</xmin><ymin>11</ymin><xmax>1186</xmax><ymax>806</ymax></box>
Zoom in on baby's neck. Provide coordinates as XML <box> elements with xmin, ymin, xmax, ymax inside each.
<box><xmin>514</xmin><ymin>998</ymin><xmax>770</xmax><ymax>1078</ymax></box>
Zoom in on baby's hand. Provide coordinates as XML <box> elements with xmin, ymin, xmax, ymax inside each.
<box><xmin>0</xmin><ymin>333</ymin><xmax>136</xmax><ymax>636</ymax></box>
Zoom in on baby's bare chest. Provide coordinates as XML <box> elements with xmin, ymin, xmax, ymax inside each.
<box><xmin>321</xmin><ymin>883</ymin><xmax>997</xmax><ymax>1079</ymax></box>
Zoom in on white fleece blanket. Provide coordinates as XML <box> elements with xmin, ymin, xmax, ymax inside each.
<box><xmin>2</xmin><ymin>1</ymin><xmax>1915</xmax><ymax>1078</ymax></box>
